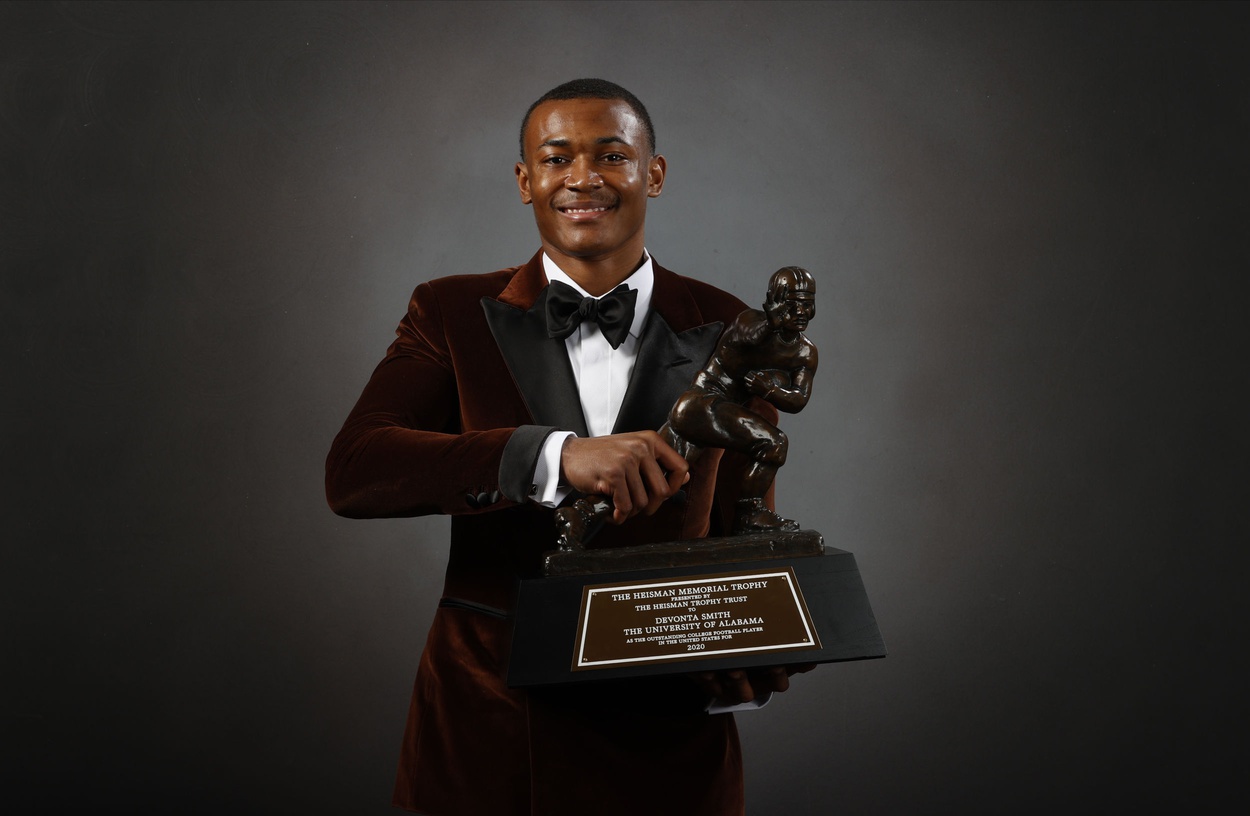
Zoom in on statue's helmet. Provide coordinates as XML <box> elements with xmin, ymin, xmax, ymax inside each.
<box><xmin>767</xmin><ymin>266</ymin><xmax>816</xmax><ymax>304</ymax></box>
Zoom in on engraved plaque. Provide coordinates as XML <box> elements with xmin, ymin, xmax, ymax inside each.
<box><xmin>508</xmin><ymin>546</ymin><xmax>886</xmax><ymax>688</ymax></box>
<box><xmin>571</xmin><ymin>567</ymin><xmax>821</xmax><ymax>670</ymax></box>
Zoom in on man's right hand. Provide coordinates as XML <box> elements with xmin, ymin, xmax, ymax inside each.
<box><xmin>560</xmin><ymin>432</ymin><xmax>690</xmax><ymax>524</ymax></box>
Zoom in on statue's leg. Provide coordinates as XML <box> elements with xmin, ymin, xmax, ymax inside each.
<box><xmin>689</xmin><ymin>401</ymin><xmax>799</xmax><ymax>534</ymax></box>
<box><xmin>704</xmin><ymin>402</ymin><xmax>787</xmax><ymax>468</ymax></box>
<box><xmin>554</xmin><ymin>495</ymin><xmax>613</xmax><ymax>551</ymax></box>
<box><xmin>740</xmin><ymin>460</ymin><xmax>779</xmax><ymax>498</ymax></box>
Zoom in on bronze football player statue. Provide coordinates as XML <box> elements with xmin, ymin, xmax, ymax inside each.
<box><xmin>555</xmin><ymin>267</ymin><xmax>818</xmax><ymax>549</ymax></box>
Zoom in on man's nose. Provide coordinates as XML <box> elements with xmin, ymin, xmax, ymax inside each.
<box><xmin>565</xmin><ymin>157</ymin><xmax>603</xmax><ymax>189</ymax></box>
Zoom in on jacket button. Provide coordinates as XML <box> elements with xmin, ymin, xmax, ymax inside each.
<box><xmin>465</xmin><ymin>493</ymin><xmax>479</xmax><ymax>508</ymax></box>
<box><xmin>488</xmin><ymin>490</ymin><xmax>501</xmax><ymax>505</ymax></box>
<box><xmin>476</xmin><ymin>492</ymin><xmax>492</xmax><ymax>507</ymax></box>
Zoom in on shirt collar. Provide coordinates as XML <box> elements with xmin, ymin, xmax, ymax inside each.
<box><xmin>542</xmin><ymin>251</ymin><xmax>654</xmax><ymax>340</ymax></box>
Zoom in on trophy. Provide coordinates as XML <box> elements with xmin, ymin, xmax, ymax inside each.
<box><xmin>508</xmin><ymin>268</ymin><xmax>886</xmax><ymax>687</ymax></box>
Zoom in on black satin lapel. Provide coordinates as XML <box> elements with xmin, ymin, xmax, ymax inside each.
<box><xmin>612</xmin><ymin>315</ymin><xmax>724</xmax><ymax>434</ymax></box>
<box><xmin>481</xmin><ymin>295</ymin><xmax>590</xmax><ymax>437</ymax></box>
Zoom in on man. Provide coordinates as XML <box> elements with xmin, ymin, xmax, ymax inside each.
<box><xmin>327</xmin><ymin>79</ymin><xmax>803</xmax><ymax>815</ymax></box>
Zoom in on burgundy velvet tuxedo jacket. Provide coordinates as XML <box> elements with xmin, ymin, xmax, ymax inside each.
<box><xmin>327</xmin><ymin>252</ymin><xmax>770</xmax><ymax>815</ymax></box>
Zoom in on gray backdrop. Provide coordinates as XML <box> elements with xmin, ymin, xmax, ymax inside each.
<box><xmin>3</xmin><ymin>1</ymin><xmax>1246</xmax><ymax>813</ymax></box>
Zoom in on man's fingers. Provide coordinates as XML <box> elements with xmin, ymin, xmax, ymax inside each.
<box><xmin>608</xmin><ymin>475</ymin><xmax>633</xmax><ymax>523</ymax></box>
<box><xmin>640</xmin><ymin>456</ymin><xmax>675</xmax><ymax>515</ymax></box>
<box><xmin>665</xmin><ymin>462</ymin><xmax>689</xmax><ymax>497</ymax></box>
<box><xmin>622</xmin><ymin>464</ymin><xmax>649</xmax><ymax>522</ymax></box>
<box><xmin>689</xmin><ymin>671</ymin><xmax>724</xmax><ymax>701</ymax></box>
<box><xmin>652</xmin><ymin>436</ymin><xmax>689</xmax><ymax>480</ymax></box>
<box><xmin>605</xmin><ymin>433</ymin><xmax>681</xmax><ymax>521</ymax></box>
<box><xmin>694</xmin><ymin>667</ymin><xmax>810</xmax><ymax>705</ymax></box>
<box><xmin>750</xmin><ymin>666</ymin><xmax>789</xmax><ymax>693</ymax></box>
<box><xmin>724</xmin><ymin>670</ymin><xmax>754</xmax><ymax>704</ymax></box>
<box><xmin>651</xmin><ymin>436</ymin><xmax>689</xmax><ymax>501</ymax></box>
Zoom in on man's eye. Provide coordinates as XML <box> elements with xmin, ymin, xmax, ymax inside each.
<box><xmin>602</xmin><ymin>153</ymin><xmax>626</xmax><ymax>162</ymax></box>
<box><xmin>543</xmin><ymin>156</ymin><xmax>569</xmax><ymax>165</ymax></box>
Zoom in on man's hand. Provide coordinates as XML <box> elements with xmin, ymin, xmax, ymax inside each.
<box><xmin>689</xmin><ymin>664</ymin><xmax>817</xmax><ymax>706</ymax></box>
<box><xmin>560</xmin><ymin>432</ymin><xmax>690</xmax><ymax>524</ymax></box>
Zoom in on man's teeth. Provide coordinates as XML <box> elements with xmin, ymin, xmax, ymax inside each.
<box><xmin>564</xmin><ymin>207</ymin><xmax>609</xmax><ymax>213</ymax></box>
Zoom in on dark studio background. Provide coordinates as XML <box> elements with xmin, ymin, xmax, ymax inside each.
<box><xmin>3</xmin><ymin>1</ymin><xmax>1247</xmax><ymax>812</ymax></box>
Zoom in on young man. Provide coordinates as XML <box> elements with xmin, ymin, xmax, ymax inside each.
<box><xmin>327</xmin><ymin>79</ymin><xmax>800</xmax><ymax>815</ymax></box>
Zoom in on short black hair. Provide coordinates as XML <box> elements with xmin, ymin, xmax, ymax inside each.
<box><xmin>519</xmin><ymin>78</ymin><xmax>656</xmax><ymax>160</ymax></box>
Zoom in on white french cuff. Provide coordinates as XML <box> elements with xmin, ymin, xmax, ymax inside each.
<box><xmin>707</xmin><ymin>691</ymin><xmax>773</xmax><ymax>715</ymax></box>
<box><xmin>532</xmin><ymin>430</ymin><xmax>577</xmax><ymax>508</ymax></box>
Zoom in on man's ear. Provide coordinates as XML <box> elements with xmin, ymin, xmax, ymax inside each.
<box><xmin>515</xmin><ymin>161</ymin><xmax>533</xmax><ymax>204</ymax></box>
<box><xmin>647</xmin><ymin>154</ymin><xmax>667</xmax><ymax>198</ymax></box>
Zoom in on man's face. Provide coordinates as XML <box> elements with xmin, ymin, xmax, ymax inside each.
<box><xmin>516</xmin><ymin>98</ymin><xmax>665</xmax><ymax>267</ymax></box>
<box><xmin>774</xmin><ymin>289</ymin><xmax>816</xmax><ymax>333</ymax></box>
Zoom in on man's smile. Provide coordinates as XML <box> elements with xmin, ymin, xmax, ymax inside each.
<box><xmin>555</xmin><ymin>199</ymin><xmax>617</xmax><ymax>220</ymax></box>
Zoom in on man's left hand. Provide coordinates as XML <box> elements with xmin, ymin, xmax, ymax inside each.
<box><xmin>688</xmin><ymin>664</ymin><xmax>817</xmax><ymax>706</ymax></box>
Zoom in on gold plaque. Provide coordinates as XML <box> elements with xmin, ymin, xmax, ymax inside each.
<box><xmin>570</xmin><ymin>567</ymin><xmax>821</xmax><ymax>670</ymax></box>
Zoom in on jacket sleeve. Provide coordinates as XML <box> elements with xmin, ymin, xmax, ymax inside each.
<box><xmin>325</xmin><ymin>280</ymin><xmax>556</xmax><ymax>519</ymax></box>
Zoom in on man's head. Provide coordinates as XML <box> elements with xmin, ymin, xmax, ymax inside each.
<box><xmin>765</xmin><ymin>266</ymin><xmax>816</xmax><ymax>333</ymax></box>
<box><xmin>515</xmin><ymin>79</ymin><xmax>666</xmax><ymax>283</ymax></box>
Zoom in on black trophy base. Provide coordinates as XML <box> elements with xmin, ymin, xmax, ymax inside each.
<box><xmin>543</xmin><ymin>529</ymin><xmax>825</xmax><ymax>576</ymax></box>
<box><xmin>508</xmin><ymin>542</ymin><xmax>886</xmax><ymax>688</ymax></box>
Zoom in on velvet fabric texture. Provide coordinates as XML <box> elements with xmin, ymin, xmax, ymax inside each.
<box><xmin>327</xmin><ymin>252</ymin><xmax>772</xmax><ymax>814</ymax></box>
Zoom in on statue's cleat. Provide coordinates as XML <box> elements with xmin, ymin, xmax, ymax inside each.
<box><xmin>733</xmin><ymin>498</ymin><xmax>800</xmax><ymax>535</ymax></box>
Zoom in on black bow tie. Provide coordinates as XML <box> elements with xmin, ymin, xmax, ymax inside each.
<box><xmin>544</xmin><ymin>280</ymin><xmax>638</xmax><ymax>350</ymax></box>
